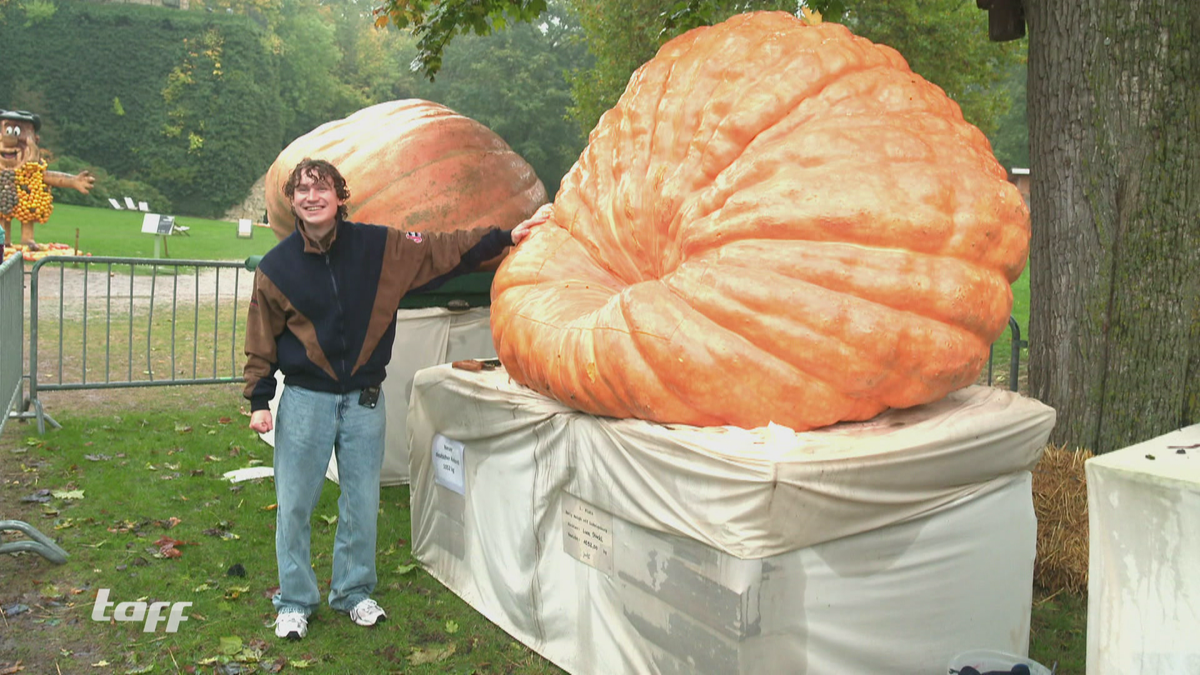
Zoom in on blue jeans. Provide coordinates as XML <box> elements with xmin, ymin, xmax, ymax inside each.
<box><xmin>272</xmin><ymin>385</ymin><xmax>386</xmax><ymax>616</ymax></box>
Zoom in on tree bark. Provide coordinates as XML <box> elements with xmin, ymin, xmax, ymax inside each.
<box><xmin>1027</xmin><ymin>0</ymin><xmax>1200</xmax><ymax>453</ymax></box>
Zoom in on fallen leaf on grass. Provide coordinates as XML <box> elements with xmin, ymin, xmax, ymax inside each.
<box><xmin>84</xmin><ymin>454</ymin><xmax>111</xmax><ymax>462</ymax></box>
<box><xmin>91</xmin><ymin>661</ymin><xmax>109</xmax><ymax>668</ymax></box>
<box><xmin>152</xmin><ymin>536</ymin><xmax>196</xmax><ymax>559</ymax></box>
<box><xmin>0</xmin><ymin>662</ymin><xmax>23</xmax><ymax>674</ymax></box>
<box><xmin>202</xmin><ymin>527</ymin><xmax>239</xmax><ymax>541</ymax></box>
<box><xmin>51</xmin><ymin>489</ymin><xmax>84</xmax><ymax>500</ymax></box>
<box><xmin>409</xmin><ymin>644</ymin><xmax>456</xmax><ymax>665</ymax></box>
<box><xmin>223</xmin><ymin>586</ymin><xmax>250</xmax><ymax>600</ymax></box>
<box><xmin>262</xmin><ymin>504</ymin><xmax>277</xmax><ymax>511</ymax></box>
<box><xmin>288</xmin><ymin>660</ymin><xmax>310</xmax><ymax>669</ymax></box>
<box><xmin>319</xmin><ymin>515</ymin><xmax>337</xmax><ymax>525</ymax></box>
<box><xmin>218</xmin><ymin>636</ymin><xmax>243</xmax><ymax>656</ymax></box>
<box><xmin>174</xmin><ymin>422</ymin><xmax>192</xmax><ymax>433</ymax></box>
<box><xmin>445</xmin><ymin>620</ymin><xmax>459</xmax><ymax>634</ymax></box>
<box><xmin>395</xmin><ymin>564</ymin><xmax>418</xmax><ymax>575</ymax></box>
<box><xmin>124</xmin><ymin>664</ymin><xmax>154</xmax><ymax>674</ymax></box>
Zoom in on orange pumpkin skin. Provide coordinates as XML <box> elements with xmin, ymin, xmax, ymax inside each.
<box><xmin>491</xmin><ymin>12</ymin><xmax>1030</xmax><ymax>431</ymax></box>
<box><xmin>265</xmin><ymin>100</ymin><xmax>546</xmax><ymax>243</ymax></box>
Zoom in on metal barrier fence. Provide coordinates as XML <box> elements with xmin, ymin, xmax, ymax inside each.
<box><xmin>0</xmin><ymin>254</ymin><xmax>23</xmax><ymax>437</ymax></box>
<box><xmin>22</xmin><ymin>256</ymin><xmax>253</xmax><ymax>433</ymax></box>
<box><xmin>988</xmin><ymin>316</ymin><xmax>1027</xmax><ymax>392</ymax></box>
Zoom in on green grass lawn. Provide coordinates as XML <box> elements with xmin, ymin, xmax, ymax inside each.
<box><xmin>21</xmin><ymin>204</ymin><xmax>279</xmax><ymax>261</ymax></box>
<box><xmin>0</xmin><ymin>395</ymin><xmax>564</xmax><ymax>674</ymax></box>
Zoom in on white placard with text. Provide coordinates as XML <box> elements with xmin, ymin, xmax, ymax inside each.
<box><xmin>432</xmin><ymin>433</ymin><xmax>466</xmax><ymax>495</ymax></box>
<box><xmin>562</xmin><ymin>493</ymin><xmax>614</xmax><ymax>576</ymax></box>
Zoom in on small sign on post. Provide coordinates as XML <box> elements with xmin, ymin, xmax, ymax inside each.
<box><xmin>141</xmin><ymin>213</ymin><xmax>176</xmax><ymax>258</ymax></box>
<box><xmin>123</xmin><ymin>196</ymin><xmax>137</xmax><ymax>210</ymax></box>
<box><xmin>237</xmin><ymin>218</ymin><xmax>253</xmax><ymax>239</ymax></box>
<box><xmin>138</xmin><ymin>201</ymin><xmax>150</xmax><ymax>212</ymax></box>
<box><xmin>107</xmin><ymin>198</ymin><xmax>124</xmax><ymax>210</ymax></box>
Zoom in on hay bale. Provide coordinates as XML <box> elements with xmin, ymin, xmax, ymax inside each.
<box><xmin>1032</xmin><ymin>444</ymin><xmax>1092</xmax><ymax>595</ymax></box>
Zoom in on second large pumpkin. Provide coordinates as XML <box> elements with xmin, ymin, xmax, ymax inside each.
<box><xmin>264</xmin><ymin>100</ymin><xmax>546</xmax><ymax>243</ymax></box>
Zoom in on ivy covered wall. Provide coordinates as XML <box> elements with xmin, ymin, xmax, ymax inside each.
<box><xmin>0</xmin><ymin>2</ymin><xmax>283</xmax><ymax>217</ymax></box>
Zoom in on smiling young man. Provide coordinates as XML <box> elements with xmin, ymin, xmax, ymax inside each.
<box><xmin>243</xmin><ymin>158</ymin><xmax>547</xmax><ymax>640</ymax></box>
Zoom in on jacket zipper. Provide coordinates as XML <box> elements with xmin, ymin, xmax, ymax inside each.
<box><xmin>324</xmin><ymin>252</ymin><xmax>349</xmax><ymax>386</ymax></box>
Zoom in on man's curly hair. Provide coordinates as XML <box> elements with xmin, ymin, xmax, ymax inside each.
<box><xmin>284</xmin><ymin>158</ymin><xmax>351</xmax><ymax>221</ymax></box>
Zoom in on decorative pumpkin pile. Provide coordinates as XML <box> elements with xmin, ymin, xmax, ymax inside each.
<box><xmin>490</xmin><ymin>11</ymin><xmax>1031</xmax><ymax>431</ymax></box>
<box><xmin>264</xmin><ymin>100</ymin><xmax>547</xmax><ymax>243</ymax></box>
<box><xmin>0</xmin><ymin>161</ymin><xmax>54</xmax><ymax>223</ymax></box>
<box><xmin>2</xmin><ymin>242</ymin><xmax>83</xmax><ymax>263</ymax></box>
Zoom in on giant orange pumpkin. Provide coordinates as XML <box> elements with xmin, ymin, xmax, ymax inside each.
<box><xmin>264</xmin><ymin>100</ymin><xmax>546</xmax><ymax>243</ymax></box>
<box><xmin>491</xmin><ymin>12</ymin><xmax>1030</xmax><ymax>431</ymax></box>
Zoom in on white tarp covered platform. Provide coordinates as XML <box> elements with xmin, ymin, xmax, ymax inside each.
<box><xmin>1086</xmin><ymin>424</ymin><xmax>1200</xmax><ymax>674</ymax></box>
<box><xmin>407</xmin><ymin>365</ymin><xmax>1057</xmax><ymax>674</ymax></box>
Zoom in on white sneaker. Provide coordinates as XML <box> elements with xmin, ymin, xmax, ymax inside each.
<box><xmin>348</xmin><ymin>598</ymin><xmax>387</xmax><ymax>627</ymax></box>
<box><xmin>272</xmin><ymin>612</ymin><xmax>308</xmax><ymax>640</ymax></box>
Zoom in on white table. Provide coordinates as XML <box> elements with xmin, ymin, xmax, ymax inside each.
<box><xmin>1087</xmin><ymin>424</ymin><xmax>1200</xmax><ymax>674</ymax></box>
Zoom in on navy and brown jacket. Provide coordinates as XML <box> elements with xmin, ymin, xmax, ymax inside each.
<box><xmin>243</xmin><ymin>218</ymin><xmax>512</xmax><ymax>411</ymax></box>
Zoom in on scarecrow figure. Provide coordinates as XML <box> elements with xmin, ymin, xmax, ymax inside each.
<box><xmin>1</xmin><ymin>109</ymin><xmax>96</xmax><ymax>249</ymax></box>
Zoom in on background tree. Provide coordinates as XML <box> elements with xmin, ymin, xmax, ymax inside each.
<box><xmin>377</xmin><ymin>0</ymin><xmax>1021</xmax><ymax>142</ymax></box>
<box><xmin>274</xmin><ymin>3</ymin><xmax>371</xmax><ymax>142</ymax></box>
<box><xmin>1022</xmin><ymin>0</ymin><xmax>1199</xmax><ymax>452</ymax></box>
<box><xmin>415</xmin><ymin>3</ymin><xmax>587</xmax><ymax>193</ymax></box>
<box><xmin>988</xmin><ymin>61</ymin><xmax>1029</xmax><ymax>171</ymax></box>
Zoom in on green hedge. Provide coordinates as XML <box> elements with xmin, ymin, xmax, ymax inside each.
<box><xmin>47</xmin><ymin>155</ymin><xmax>173</xmax><ymax>214</ymax></box>
<box><xmin>0</xmin><ymin>3</ymin><xmax>283</xmax><ymax>218</ymax></box>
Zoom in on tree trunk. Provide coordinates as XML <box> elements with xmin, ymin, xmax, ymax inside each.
<box><xmin>1026</xmin><ymin>0</ymin><xmax>1200</xmax><ymax>453</ymax></box>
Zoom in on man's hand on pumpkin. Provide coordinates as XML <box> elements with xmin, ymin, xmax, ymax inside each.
<box><xmin>511</xmin><ymin>203</ymin><xmax>553</xmax><ymax>245</ymax></box>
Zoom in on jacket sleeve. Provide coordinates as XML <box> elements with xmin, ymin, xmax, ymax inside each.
<box><xmin>242</xmin><ymin>270</ymin><xmax>287</xmax><ymax>411</ymax></box>
<box><xmin>389</xmin><ymin>227</ymin><xmax>513</xmax><ymax>292</ymax></box>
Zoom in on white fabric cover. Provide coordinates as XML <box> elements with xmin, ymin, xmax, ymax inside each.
<box><xmin>1086</xmin><ymin>424</ymin><xmax>1200</xmax><ymax>675</ymax></box>
<box><xmin>259</xmin><ymin>307</ymin><xmax>496</xmax><ymax>485</ymax></box>
<box><xmin>407</xmin><ymin>366</ymin><xmax>1057</xmax><ymax>674</ymax></box>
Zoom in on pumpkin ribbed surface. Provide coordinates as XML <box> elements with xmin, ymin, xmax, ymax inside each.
<box><xmin>490</xmin><ymin>12</ymin><xmax>1030</xmax><ymax>431</ymax></box>
<box><xmin>265</xmin><ymin>99</ymin><xmax>546</xmax><ymax>241</ymax></box>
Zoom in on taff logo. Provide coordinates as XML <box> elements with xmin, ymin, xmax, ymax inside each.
<box><xmin>92</xmin><ymin>589</ymin><xmax>192</xmax><ymax>633</ymax></box>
